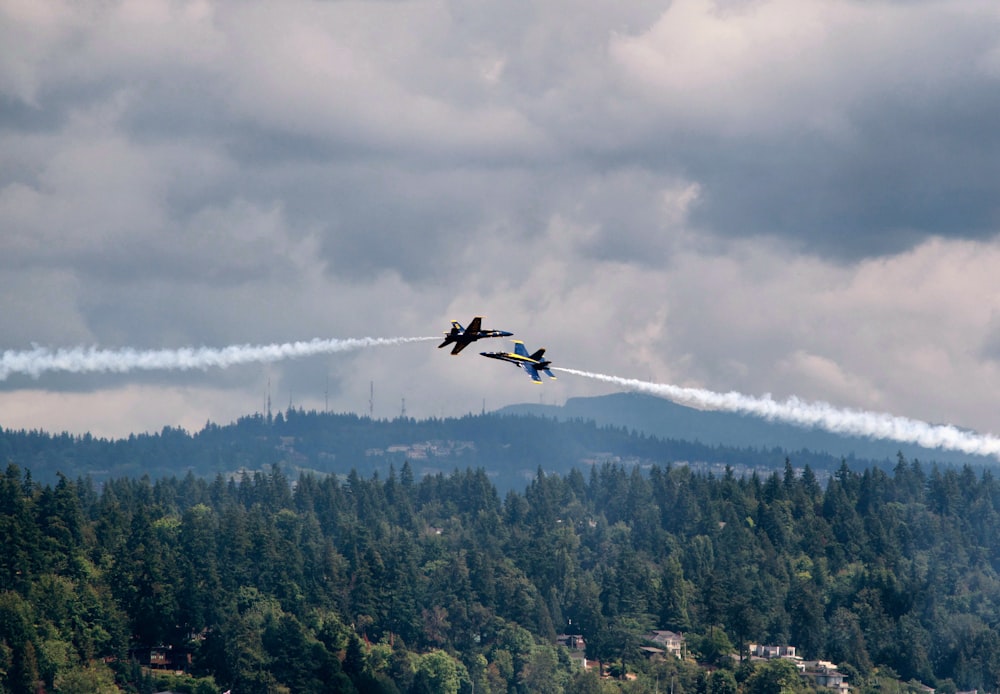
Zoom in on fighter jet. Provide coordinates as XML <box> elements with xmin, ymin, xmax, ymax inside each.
<box><xmin>480</xmin><ymin>340</ymin><xmax>556</xmax><ymax>383</ymax></box>
<box><xmin>438</xmin><ymin>317</ymin><xmax>513</xmax><ymax>355</ymax></box>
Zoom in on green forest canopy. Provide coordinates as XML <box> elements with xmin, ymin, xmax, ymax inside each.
<box><xmin>2</xmin><ymin>456</ymin><xmax>1000</xmax><ymax>693</ymax></box>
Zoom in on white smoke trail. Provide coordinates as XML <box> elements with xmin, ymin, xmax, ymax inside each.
<box><xmin>0</xmin><ymin>337</ymin><xmax>439</xmax><ymax>381</ymax></box>
<box><xmin>554</xmin><ymin>367</ymin><xmax>1000</xmax><ymax>459</ymax></box>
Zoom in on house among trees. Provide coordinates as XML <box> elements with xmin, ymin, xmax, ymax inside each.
<box><xmin>800</xmin><ymin>660</ymin><xmax>850</xmax><ymax>693</ymax></box>
<box><xmin>746</xmin><ymin>647</ymin><xmax>848</xmax><ymax>692</ymax></box>
<box><xmin>556</xmin><ymin>634</ymin><xmax>587</xmax><ymax>669</ymax></box>
<box><xmin>748</xmin><ymin>643</ymin><xmax>798</xmax><ymax>660</ymax></box>
<box><xmin>643</xmin><ymin>630</ymin><xmax>685</xmax><ymax>659</ymax></box>
<box><xmin>129</xmin><ymin>646</ymin><xmax>192</xmax><ymax>673</ymax></box>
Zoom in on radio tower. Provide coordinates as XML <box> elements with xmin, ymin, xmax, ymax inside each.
<box><xmin>401</xmin><ymin>397</ymin><xmax>407</xmax><ymax>419</ymax></box>
<box><xmin>369</xmin><ymin>381</ymin><xmax>374</xmax><ymax>419</ymax></box>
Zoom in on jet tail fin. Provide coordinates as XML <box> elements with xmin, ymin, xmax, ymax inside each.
<box><xmin>529</xmin><ymin>348</ymin><xmax>546</xmax><ymax>361</ymax></box>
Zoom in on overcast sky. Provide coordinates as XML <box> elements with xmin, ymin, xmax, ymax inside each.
<box><xmin>2</xmin><ymin>0</ymin><xmax>999</xmax><ymax>442</ymax></box>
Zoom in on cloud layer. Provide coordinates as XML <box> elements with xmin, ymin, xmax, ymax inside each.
<box><xmin>1</xmin><ymin>0</ymin><xmax>998</xmax><ymax>441</ymax></box>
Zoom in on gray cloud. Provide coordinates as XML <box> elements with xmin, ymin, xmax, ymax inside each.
<box><xmin>603</xmin><ymin>0</ymin><xmax>1000</xmax><ymax>258</ymax></box>
<box><xmin>1</xmin><ymin>0</ymin><xmax>998</xmax><ymax>440</ymax></box>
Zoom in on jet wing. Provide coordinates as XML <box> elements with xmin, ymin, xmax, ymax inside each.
<box><xmin>512</xmin><ymin>341</ymin><xmax>529</xmax><ymax>358</ymax></box>
<box><xmin>466</xmin><ymin>316</ymin><xmax>483</xmax><ymax>334</ymax></box>
<box><xmin>451</xmin><ymin>342</ymin><xmax>469</xmax><ymax>355</ymax></box>
<box><xmin>524</xmin><ymin>365</ymin><xmax>543</xmax><ymax>383</ymax></box>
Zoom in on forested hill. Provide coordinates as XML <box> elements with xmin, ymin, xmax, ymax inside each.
<box><xmin>0</xmin><ymin>407</ymin><xmax>956</xmax><ymax>492</ymax></box>
<box><xmin>3</xmin><ymin>457</ymin><xmax>1000</xmax><ymax>693</ymax></box>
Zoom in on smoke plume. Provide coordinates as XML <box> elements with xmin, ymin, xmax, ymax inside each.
<box><xmin>554</xmin><ymin>367</ymin><xmax>1000</xmax><ymax>459</ymax></box>
<box><xmin>1</xmin><ymin>337</ymin><xmax>438</xmax><ymax>381</ymax></box>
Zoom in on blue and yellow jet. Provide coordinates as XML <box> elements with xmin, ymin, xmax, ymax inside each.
<box><xmin>438</xmin><ymin>317</ymin><xmax>513</xmax><ymax>355</ymax></box>
<box><xmin>480</xmin><ymin>340</ymin><xmax>557</xmax><ymax>383</ymax></box>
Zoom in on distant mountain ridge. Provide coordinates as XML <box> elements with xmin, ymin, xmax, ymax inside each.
<box><xmin>3</xmin><ymin>394</ymin><xmax>990</xmax><ymax>495</ymax></box>
<box><xmin>498</xmin><ymin>392</ymin><xmax>992</xmax><ymax>467</ymax></box>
